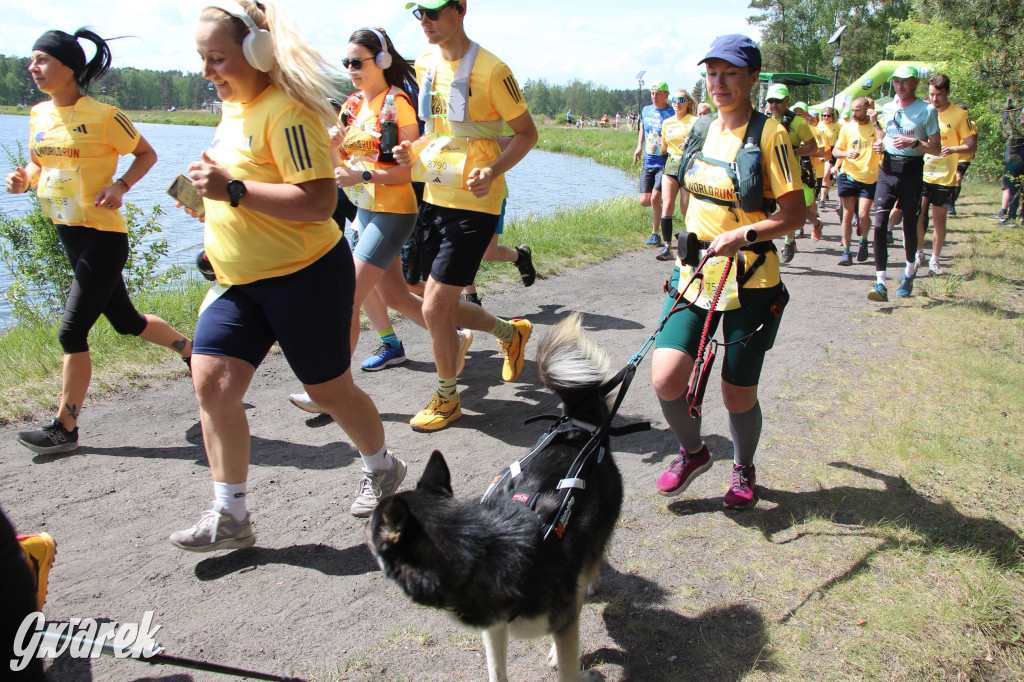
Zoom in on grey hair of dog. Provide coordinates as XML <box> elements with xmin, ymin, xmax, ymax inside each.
<box><xmin>535</xmin><ymin>312</ymin><xmax>616</xmax><ymax>410</ymax></box>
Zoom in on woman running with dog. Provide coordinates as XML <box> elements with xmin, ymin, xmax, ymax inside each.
<box><xmin>5</xmin><ymin>28</ymin><xmax>192</xmax><ymax>456</ymax></box>
<box><xmin>651</xmin><ymin>35</ymin><xmax>803</xmax><ymax>509</ymax></box>
<box><xmin>168</xmin><ymin>0</ymin><xmax>402</xmax><ymax>552</ymax></box>
<box><xmin>656</xmin><ymin>88</ymin><xmax>698</xmax><ymax>261</ymax></box>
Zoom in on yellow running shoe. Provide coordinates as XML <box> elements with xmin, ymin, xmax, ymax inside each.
<box><xmin>410</xmin><ymin>393</ymin><xmax>462</xmax><ymax>432</ymax></box>
<box><xmin>17</xmin><ymin>532</ymin><xmax>56</xmax><ymax>610</ymax></box>
<box><xmin>498</xmin><ymin>318</ymin><xmax>532</xmax><ymax>382</ymax></box>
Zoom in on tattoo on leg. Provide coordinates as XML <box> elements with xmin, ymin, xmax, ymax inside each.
<box><xmin>172</xmin><ymin>339</ymin><xmax>187</xmax><ymax>353</ymax></box>
<box><xmin>65</xmin><ymin>403</ymin><xmax>79</xmax><ymax>421</ymax></box>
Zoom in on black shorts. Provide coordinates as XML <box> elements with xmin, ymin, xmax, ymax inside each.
<box><xmin>837</xmin><ymin>173</ymin><xmax>876</xmax><ymax>200</ymax></box>
<box><xmin>193</xmin><ymin>239</ymin><xmax>354</xmax><ymax>385</ymax></box>
<box><xmin>418</xmin><ymin>203</ymin><xmax>498</xmax><ymax>288</ymax></box>
<box><xmin>640</xmin><ymin>165</ymin><xmax>666</xmax><ymax>194</ymax></box>
<box><xmin>956</xmin><ymin>161</ymin><xmax>971</xmax><ymax>177</ymax></box>
<box><xmin>921</xmin><ymin>182</ymin><xmax>955</xmax><ymax>207</ymax></box>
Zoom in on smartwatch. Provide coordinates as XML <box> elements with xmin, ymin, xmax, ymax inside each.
<box><xmin>226</xmin><ymin>179</ymin><xmax>246</xmax><ymax>208</ymax></box>
<box><xmin>744</xmin><ymin>228</ymin><xmax>758</xmax><ymax>244</ymax></box>
<box><xmin>912</xmin><ymin>138</ymin><xmax>921</xmax><ymax>149</ymax></box>
<box><xmin>361</xmin><ymin>170</ymin><xmax>373</xmax><ymax>183</ymax></box>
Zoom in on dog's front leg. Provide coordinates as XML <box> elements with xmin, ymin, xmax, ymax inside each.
<box><xmin>551</xmin><ymin>616</ymin><xmax>581</xmax><ymax>682</ymax></box>
<box><xmin>482</xmin><ymin>623</ymin><xmax>509</xmax><ymax>682</ymax></box>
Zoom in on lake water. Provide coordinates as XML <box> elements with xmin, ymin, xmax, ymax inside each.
<box><xmin>0</xmin><ymin>113</ymin><xmax>636</xmax><ymax>325</ymax></box>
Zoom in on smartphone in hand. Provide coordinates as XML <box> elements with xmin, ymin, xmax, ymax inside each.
<box><xmin>167</xmin><ymin>174</ymin><xmax>205</xmax><ymax>218</ymax></box>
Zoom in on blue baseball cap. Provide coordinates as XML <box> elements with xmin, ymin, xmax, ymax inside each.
<box><xmin>698</xmin><ymin>34</ymin><xmax>761</xmax><ymax>72</ymax></box>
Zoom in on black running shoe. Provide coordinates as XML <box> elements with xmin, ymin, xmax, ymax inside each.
<box><xmin>515</xmin><ymin>245</ymin><xmax>536</xmax><ymax>287</ymax></box>
<box><xmin>780</xmin><ymin>242</ymin><xmax>795</xmax><ymax>264</ymax></box>
<box><xmin>17</xmin><ymin>418</ymin><xmax>79</xmax><ymax>454</ymax></box>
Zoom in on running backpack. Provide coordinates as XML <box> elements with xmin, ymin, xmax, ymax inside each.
<box><xmin>677</xmin><ymin>111</ymin><xmax>770</xmax><ymax>213</ymax></box>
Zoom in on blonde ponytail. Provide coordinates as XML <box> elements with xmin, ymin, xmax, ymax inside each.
<box><xmin>202</xmin><ymin>0</ymin><xmax>339</xmax><ymax>125</ymax></box>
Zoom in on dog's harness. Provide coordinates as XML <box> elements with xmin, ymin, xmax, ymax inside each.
<box><xmin>481</xmin><ymin>364</ymin><xmax>648</xmax><ymax>543</ymax></box>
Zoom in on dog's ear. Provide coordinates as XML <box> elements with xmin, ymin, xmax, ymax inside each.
<box><xmin>375</xmin><ymin>495</ymin><xmax>414</xmax><ymax>548</ymax></box>
<box><xmin>416</xmin><ymin>450</ymin><xmax>453</xmax><ymax>497</ymax></box>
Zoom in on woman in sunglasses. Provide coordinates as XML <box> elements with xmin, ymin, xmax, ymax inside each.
<box><xmin>656</xmin><ymin>89</ymin><xmax>699</xmax><ymax>260</ymax></box>
<box><xmin>169</xmin><ymin>0</ymin><xmax>399</xmax><ymax>551</ymax></box>
<box><xmin>817</xmin><ymin>107</ymin><xmax>841</xmax><ymax>204</ymax></box>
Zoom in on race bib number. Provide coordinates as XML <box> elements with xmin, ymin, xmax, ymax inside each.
<box><xmin>36</xmin><ymin>167</ymin><xmax>86</xmax><ymax>224</ymax></box>
<box><xmin>412</xmin><ymin>136</ymin><xmax>467</xmax><ymax>188</ymax></box>
<box><xmin>679</xmin><ymin>256</ymin><xmax>741</xmax><ymax>311</ymax></box>
<box><xmin>665</xmin><ymin>154</ymin><xmax>682</xmax><ymax>176</ymax></box>
<box><xmin>342</xmin><ymin>157</ymin><xmax>376</xmax><ymax>210</ymax></box>
<box><xmin>645</xmin><ymin>131</ymin><xmax>663</xmax><ymax>156</ymax></box>
<box><xmin>922</xmin><ymin>153</ymin><xmax>947</xmax><ymax>181</ymax></box>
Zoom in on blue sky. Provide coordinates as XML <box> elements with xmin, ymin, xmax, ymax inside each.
<box><xmin>0</xmin><ymin>0</ymin><xmax>760</xmax><ymax>92</ymax></box>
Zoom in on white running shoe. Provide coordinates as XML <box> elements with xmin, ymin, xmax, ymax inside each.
<box><xmin>288</xmin><ymin>391</ymin><xmax>328</xmax><ymax>414</ymax></box>
<box><xmin>929</xmin><ymin>260</ymin><xmax>943</xmax><ymax>275</ymax></box>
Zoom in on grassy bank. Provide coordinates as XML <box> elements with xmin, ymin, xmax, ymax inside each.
<box><xmin>1</xmin><ymin>105</ymin><xmax>220</xmax><ymax>127</ymax></box>
<box><xmin>535</xmin><ymin>124</ymin><xmax>639</xmax><ymax>173</ymax></box>
<box><xmin>743</xmin><ymin>185</ymin><xmax>1024</xmax><ymax>679</ymax></box>
<box><xmin>0</xmin><ymin>197</ymin><xmax>649</xmax><ymax>424</ymax></box>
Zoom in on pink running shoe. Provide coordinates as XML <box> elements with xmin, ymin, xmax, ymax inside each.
<box><xmin>656</xmin><ymin>446</ymin><xmax>712</xmax><ymax>496</ymax></box>
<box><xmin>723</xmin><ymin>464</ymin><xmax>757</xmax><ymax>509</ymax></box>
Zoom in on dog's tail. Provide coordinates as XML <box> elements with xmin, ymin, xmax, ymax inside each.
<box><xmin>536</xmin><ymin>312</ymin><xmax>615</xmax><ymax>416</ymax></box>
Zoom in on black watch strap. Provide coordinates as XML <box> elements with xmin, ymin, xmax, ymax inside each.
<box><xmin>226</xmin><ymin>179</ymin><xmax>246</xmax><ymax>208</ymax></box>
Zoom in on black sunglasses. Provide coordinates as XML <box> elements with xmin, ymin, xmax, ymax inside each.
<box><xmin>413</xmin><ymin>1</ymin><xmax>458</xmax><ymax>20</ymax></box>
<box><xmin>341</xmin><ymin>57</ymin><xmax>367</xmax><ymax>69</ymax></box>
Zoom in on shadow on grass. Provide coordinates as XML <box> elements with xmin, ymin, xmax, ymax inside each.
<box><xmin>586</xmin><ymin>566</ymin><xmax>778</xmax><ymax>681</ymax></box>
<box><xmin>668</xmin><ymin>461</ymin><xmax>1024</xmax><ymax>623</ymax></box>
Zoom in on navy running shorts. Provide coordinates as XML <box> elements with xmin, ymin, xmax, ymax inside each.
<box><xmin>418</xmin><ymin>203</ymin><xmax>498</xmax><ymax>288</ymax></box>
<box><xmin>193</xmin><ymin>239</ymin><xmax>355</xmax><ymax>385</ymax></box>
<box><xmin>353</xmin><ymin>209</ymin><xmax>418</xmax><ymax>270</ymax></box>
<box><xmin>655</xmin><ymin>269</ymin><xmax>784</xmax><ymax>387</ymax></box>
<box><xmin>640</xmin><ymin>165</ymin><xmax>665</xmax><ymax>195</ymax></box>
<box><xmin>837</xmin><ymin>173</ymin><xmax>876</xmax><ymax>200</ymax></box>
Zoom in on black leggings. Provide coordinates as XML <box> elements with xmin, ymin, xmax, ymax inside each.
<box><xmin>0</xmin><ymin>505</ymin><xmax>46</xmax><ymax>681</ymax></box>
<box><xmin>872</xmin><ymin>163</ymin><xmax>923</xmax><ymax>272</ymax></box>
<box><xmin>56</xmin><ymin>225</ymin><xmax>147</xmax><ymax>354</ymax></box>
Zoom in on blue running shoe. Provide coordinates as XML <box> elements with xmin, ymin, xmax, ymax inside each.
<box><xmin>360</xmin><ymin>343</ymin><xmax>407</xmax><ymax>372</ymax></box>
<box><xmin>867</xmin><ymin>283</ymin><xmax>888</xmax><ymax>302</ymax></box>
<box><xmin>896</xmin><ymin>275</ymin><xmax>914</xmax><ymax>297</ymax></box>
<box><xmin>644</xmin><ymin>233</ymin><xmax>662</xmax><ymax>246</ymax></box>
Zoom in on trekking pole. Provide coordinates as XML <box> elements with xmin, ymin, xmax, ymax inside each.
<box><xmin>40</xmin><ymin>630</ymin><xmax>307</xmax><ymax>681</ymax></box>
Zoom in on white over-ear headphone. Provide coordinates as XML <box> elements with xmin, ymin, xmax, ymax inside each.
<box><xmin>365</xmin><ymin>28</ymin><xmax>393</xmax><ymax>70</ymax></box>
<box><xmin>208</xmin><ymin>1</ymin><xmax>276</xmax><ymax>72</ymax></box>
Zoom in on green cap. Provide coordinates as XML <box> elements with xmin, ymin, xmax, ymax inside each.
<box><xmin>889</xmin><ymin>64</ymin><xmax>919</xmax><ymax>81</ymax></box>
<box><xmin>405</xmin><ymin>0</ymin><xmax>450</xmax><ymax>8</ymax></box>
<box><xmin>766</xmin><ymin>83</ymin><xmax>789</xmax><ymax>101</ymax></box>
<box><xmin>793</xmin><ymin>101</ymin><xmax>808</xmax><ymax>112</ymax></box>
<box><xmin>650</xmin><ymin>81</ymin><xmax>669</xmax><ymax>92</ymax></box>
<box><xmin>807</xmin><ymin>107</ymin><xmax>821</xmax><ymax>117</ymax></box>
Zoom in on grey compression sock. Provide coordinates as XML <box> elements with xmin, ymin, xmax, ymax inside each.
<box><xmin>658</xmin><ymin>394</ymin><xmax>703</xmax><ymax>453</ymax></box>
<box><xmin>728</xmin><ymin>401</ymin><xmax>762</xmax><ymax>467</ymax></box>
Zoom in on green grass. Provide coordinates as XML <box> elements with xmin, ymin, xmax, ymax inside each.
<box><xmin>534</xmin><ymin>124</ymin><xmax>639</xmax><ymax>173</ymax></box>
<box><xmin>1</xmin><ymin>105</ymin><xmax>220</xmax><ymax>127</ymax></box>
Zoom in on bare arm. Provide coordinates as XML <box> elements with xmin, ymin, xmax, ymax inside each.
<box><xmin>465</xmin><ymin>110</ymin><xmax>538</xmax><ymax>198</ymax></box>
<box><xmin>94</xmin><ymin>135</ymin><xmax>157</xmax><ymax>210</ymax></box>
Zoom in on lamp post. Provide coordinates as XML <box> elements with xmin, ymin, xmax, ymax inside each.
<box><xmin>635</xmin><ymin>70</ymin><xmax>645</xmax><ymax>132</ymax></box>
<box><xmin>828</xmin><ymin>25</ymin><xmax>847</xmax><ymax>111</ymax></box>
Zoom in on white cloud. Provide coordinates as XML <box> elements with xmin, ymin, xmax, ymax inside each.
<box><xmin>0</xmin><ymin>0</ymin><xmax>760</xmax><ymax>89</ymax></box>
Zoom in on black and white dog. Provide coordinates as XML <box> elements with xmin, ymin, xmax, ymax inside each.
<box><xmin>367</xmin><ymin>313</ymin><xmax>623</xmax><ymax>681</ymax></box>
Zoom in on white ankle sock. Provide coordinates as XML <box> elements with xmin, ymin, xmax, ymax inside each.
<box><xmin>360</xmin><ymin>443</ymin><xmax>393</xmax><ymax>472</ymax></box>
<box><xmin>213</xmin><ymin>481</ymin><xmax>247</xmax><ymax>521</ymax></box>
<box><xmin>905</xmin><ymin>261</ymin><xmax>917</xmax><ymax>278</ymax></box>
<box><xmin>876</xmin><ymin>271</ymin><xmax>886</xmax><ymax>285</ymax></box>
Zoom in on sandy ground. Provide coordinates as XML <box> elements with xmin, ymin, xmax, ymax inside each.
<box><xmin>1</xmin><ymin>207</ymin><xmax>934</xmax><ymax>681</ymax></box>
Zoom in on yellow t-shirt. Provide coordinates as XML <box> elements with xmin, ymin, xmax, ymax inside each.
<box><xmin>29</xmin><ymin>96</ymin><xmax>140</xmax><ymax>232</ymax></box>
<box><xmin>959</xmin><ymin>119</ymin><xmax>977</xmax><ymax>162</ymax></box>
<box><xmin>661</xmin><ymin>114</ymin><xmax>697</xmax><ymax>156</ymax></box>
<box><xmin>204</xmin><ymin>85</ymin><xmax>340</xmax><ymax>285</ymax></box>
<box><xmin>340</xmin><ymin>90</ymin><xmax>418</xmax><ymax>214</ymax></box>
<box><xmin>810</xmin><ymin>125</ymin><xmax>829</xmax><ymax>178</ymax></box>
<box><xmin>414</xmin><ymin>47</ymin><xmax>528</xmax><ymax>215</ymax></box>
<box><xmin>923</xmin><ymin>105</ymin><xmax>973</xmax><ymax>187</ymax></box>
<box><xmin>784</xmin><ymin>115</ymin><xmax>816</xmax><ymax>150</ymax></box>
<box><xmin>682</xmin><ymin>116</ymin><xmax>802</xmax><ymax>288</ymax></box>
<box><xmin>818</xmin><ymin>120</ymin><xmax>840</xmax><ymax>149</ymax></box>
<box><xmin>835</xmin><ymin>121</ymin><xmax>881</xmax><ymax>185</ymax></box>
